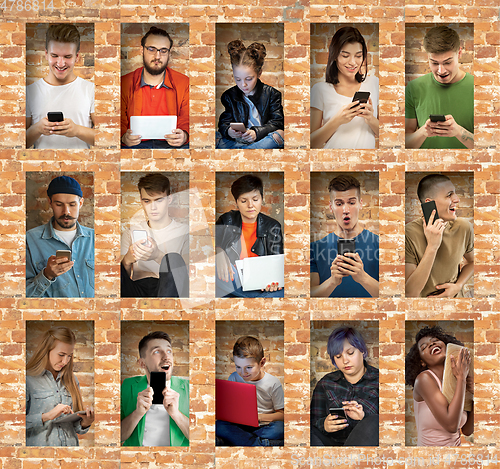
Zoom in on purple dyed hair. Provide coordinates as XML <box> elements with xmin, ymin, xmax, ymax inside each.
<box><xmin>327</xmin><ymin>326</ymin><xmax>368</xmax><ymax>365</ymax></box>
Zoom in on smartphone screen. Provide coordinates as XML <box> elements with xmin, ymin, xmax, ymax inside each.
<box><xmin>47</xmin><ymin>112</ymin><xmax>64</xmax><ymax>122</ymax></box>
<box><xmin>421</xmin><ymin>200</ymin><xmax>439</xmax><ymax>225</ymax></box>
<box><xmin>132</xmin><ymin>230</ymin><xmax>148</xmax><ymax>245</ymax></box>
<box><xmin>56</xmin><ymin>250</ymin><xmax>71</xmax><ymax>261</ymax></box>
<box><xmin>352</xmin><ymin>91</ymin><xmax>370</xmax><ymax>105</ymax></box>
<box><xmin>329</xmin><ymin>407</ymin><xmax>347</xmax><ymax>419</ymax></box>
<box><xmin>337</xmin><ymin>239</ymin><xmax>356</xmax><ymax>256</ymax></box>
<box><xmin>429</xmin><ymin>114</ymin><xmax>446</xmax><ymax>122</ymax></box>
<box><xmin>150</xmin><ymin>371</ymin><xmax>166</xmax><ymax>405</ymax></box>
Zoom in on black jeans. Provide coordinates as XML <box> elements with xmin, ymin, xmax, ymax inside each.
<box><xmin>120</xmin><ymin>253</ymin><xmax>189</xmax><ymax>298</ymax></box>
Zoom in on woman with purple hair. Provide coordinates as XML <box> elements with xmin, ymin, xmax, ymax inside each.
<box><xmin>310</xmin><ymin>326</ymin><xmax>379</xmax><ymax>446</ymax></box>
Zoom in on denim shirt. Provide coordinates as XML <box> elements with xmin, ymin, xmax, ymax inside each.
<box><xmin>26</xmin><ymin>218</ymin><xmax>95</xmax><ymax>298</ymax></box>
<box><xmin>26</xmin><ymin>370</ymin><xmax>89</xmax><ymax>446</ymax></box>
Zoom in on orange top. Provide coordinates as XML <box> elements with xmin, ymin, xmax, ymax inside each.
<box><xmin>240</xmin><ymin>222</ymin><xmax>258</xmax><ymax>260</ymax></box>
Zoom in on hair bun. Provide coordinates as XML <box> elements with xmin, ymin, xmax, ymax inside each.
<box><xmin>227</xmin><ymin>39</ymin><xmax>246</xmax><ymax>58</ymax></box>
<box><xmin>247</xmin><ymin>42</ymin><xmax>267</xmax><ymax>63</ymax></box>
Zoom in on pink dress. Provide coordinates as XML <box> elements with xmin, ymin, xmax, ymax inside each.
<box><xmin>414</xmin><ymin>369</ymin><xmax>467</xmax><ymax>446</ymax></box>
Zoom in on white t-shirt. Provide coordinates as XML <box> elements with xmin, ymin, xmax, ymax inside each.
<box><xmin>26</xmin><ymin>76</ymin><xmax>95</xmax><ymax>149</ymax></box>
<box><xmin>228</xmin><ymin>371</ymin><xmax>284</xmax><ymax>414</ymax></box>
<box><xmin>310</xmin><ymin>75</ymin><xmax>379</xmax><ymax>149</ymax></box>
<box><xmin>54</xmin><ymin>228</ymin><xmax>77</xmax><ymax>248</ymax></box>
<box><xmin>121</xmin><ymin>219</ymin><xmax>189</xmax><ymax>281</ymax></box>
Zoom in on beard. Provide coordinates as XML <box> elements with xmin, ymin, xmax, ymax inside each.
<box><xmin>55</xmin><ymin>216</ymin><xmax>76</xmax><ymax>230</ymax></box>
<box><xmin>143</xmin><ymin>53</ymin><xmax>169</xmax><ymax>76</ymax></box>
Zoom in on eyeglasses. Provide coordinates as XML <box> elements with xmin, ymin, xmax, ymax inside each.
<box><xmin>144</xmin><ymin>46</ymin><xmax>170</xmax><ymax>55</ymax></box>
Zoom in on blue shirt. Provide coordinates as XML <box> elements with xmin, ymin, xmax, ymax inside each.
<box><xmin>310</xmin><ymin>229</ymin><xmax>379</xmax><ymax>298</ymax></box>
<box><xmin>26</xmin><ymin>218</ymin><xmax>95</xmax><ymax>298</ymax></box>
<box><xmin>26</xmin><ymin>370</ymin><xmax>89</xmax><ymax>446</ymax></box>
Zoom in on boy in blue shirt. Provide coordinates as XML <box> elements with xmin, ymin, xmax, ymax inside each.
<box><xmin>310</xmin><ymin>174</ymin><xmax>379</xmax><ymax>298</ymax></box>
<box><xmin>216</xmin><ymin>336</ymin><xmax>284</xmax><ymax>446</ymax></box>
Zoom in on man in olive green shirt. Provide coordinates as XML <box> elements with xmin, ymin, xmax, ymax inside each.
<box><xmin>405</xmin><ymin>25</ymin><xmax>474</xmax><ymax>149</ymax></box>
<box><xmin>405</xmin><ymin>174</ymin><xmax>474</xmax><ymax>297</ymax></box>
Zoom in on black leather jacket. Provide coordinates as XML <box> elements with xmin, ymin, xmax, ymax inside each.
<box><xmin>215</xmin><ymin>210</ymin><xmax>284</xmax><ymax>265</ymax></box>
<box><xmin>218</xmin><ymin>80</ymin><xmax>284</xmax><ymax>142</ymax></box>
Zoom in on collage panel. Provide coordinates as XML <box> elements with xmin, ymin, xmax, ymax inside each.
<box><xmin>120</xmin><ymin>23</ymin><xmax>190</xmax><ymax>150</ymax></box>
<box><xmin>310</xmin><ymin>320</ymin><xmax>379</xmax><ymax>447</ymax></box>
<box><xmin>405</xmin><ymin>23</ymin><xmax>474</xmax><ymax>150</ymax></box>
<box><xmin>404</xmin><ymin>172</ymin><xmax>474</xmax><ymax>298</ymax></box>
<box><xmin>26</xmin><ymin>320</ymin><xmax>95</xmax><ymax>447</ymax></box>
<box><xmin>120</xmin><ymin>171</ymin><xmax>189</xmax><ymax>299</ymax></box>
<box><xmin>405</xmin><ymin>320</ymin><xmax>474</xmax><ymax>447</ymax></box>
<box><xmin>25</xmin><ymin>23</ymin><xmax>95</xmax><ymax>150</ymax></box>
<box><xmin>25</xmin><ymin>172</ymin><xmax>95</xmax><ymax>298</ymax></box>
<box><xmin>310</xmin><ymin>23</ymin><xmax>379</xmax><ymax>150</ymax></box>
<box><xmin>215</xmin><ymin>172</ymin><xmax>285</xmax><ymax>299</ymax></box>
<box><xmin>215</xmin><ymin>320</ymin><xmax>285</xmax><ymax>447</ymax></box>
<box><xmin>215</xmin><ymin>23</ymin><xmax>285</xmax><ymax>150</ymax></box>
<box><xmin>310</xmin><ymin>172</ymin><xmax>379</xmax><ymax>298</ymax></box>
<box><xmin>120</xmin><ymin>320</ymin><xmax>190</xmax><ymax>447</ymax></box>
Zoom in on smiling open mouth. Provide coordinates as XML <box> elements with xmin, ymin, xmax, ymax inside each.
<box><xmin>431</xmin><ymin>346</ymin><xmax>441</xmax><ymax>355</ymax></box>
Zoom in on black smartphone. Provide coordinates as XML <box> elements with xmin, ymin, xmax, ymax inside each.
<box><xmin>329</xmin><ymin>407</ymin><xmax>347</xmax><ymax>419</ymax></box>
<box><xmin>47</xmin><ymin>112</ymin><xmax>64</xmax><ymax>122</ymax></box>
<box><xmin>150</xmin><ymin>371</ymin><xmax>166</xmax><ymax>405</ymax></box>
<box><xmin>421</xmin><ymin>200</ymin><xmax>439</xmax><ymax>226</ymax></box>
<box><xmin>429</xmin><ymin>114</ymin><xmax>446</xmax><ymax>122</ymax></box>
<box><xmin>337</xmin><ymin>239</ymin><xmax>356</xmax><ymax>256</ymax></box>
<box><xmin>352</xmin><ymin>91</ymin><xmax>370</xmax><ymax>107</ymax></box>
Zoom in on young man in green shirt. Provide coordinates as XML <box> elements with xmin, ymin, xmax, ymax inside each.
<box><xmin>121</xmin><ymin>331</ymin><xmax>189</xmax><ymax>446</ymax></box>
<box><xmin>405</xmin><ymin>25</ymin><xmax>474</xmax><ymax>150</ymax></box>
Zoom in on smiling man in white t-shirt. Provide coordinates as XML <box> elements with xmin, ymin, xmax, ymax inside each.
<box><xmin>26</xmin><ymin>24</ymin><xmax>95</xmax><ymax>149</ymax></box>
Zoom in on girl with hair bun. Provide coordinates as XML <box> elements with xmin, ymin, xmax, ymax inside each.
<box><xmin>310</xmin><ymin>26</ymin><xmax>379</xmax><ymax>149</ymax></box>
<box><xmin>26</xmin><ymin>326</ymin><xmax>94</xmax><ymax>446</ymax></box>
<box><xmin>216</xmin><ymin>40</ymin><xmax>285</xmax><ymax>149</ymax></box>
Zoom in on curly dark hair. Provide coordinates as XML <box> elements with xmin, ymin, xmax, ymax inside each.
<box><xmin>405</xmin><ymin>325</ymin><xmax>463</xmax><ymax>388</ymax></box>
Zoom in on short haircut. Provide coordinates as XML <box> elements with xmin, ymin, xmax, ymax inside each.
<box><xmin>46</xmin><ymin>24</ymin><xmax>81</xmax><ymax>54</ymax></box>
<box><xmin>138</xmin><ymin>173</ymin><xmax>171</xmax><ymax>196</ymax></box>
<box><xmin>423</xmin><ymin>25</ymin><xmax>460</xmax><ymax>54</ymax></box>
<box><xmin>230</xmin><ymin>174</ymin><xmax>263</xmax><ymax>201</ymax></box>
<box><xmin>326</xmin><ymin>26</ymin><xmax>367</xmax><ymax>85</ymax></box>
<box><xmin>141</xmin><ymin>26</ymin><xmax>173</xmax><ymax>50</ymax></box>
<box><xmin>328</xmin><ymin>174</ymin><xmax>361</xmax><ymax>198</ymax></box>
<box><xmin>138</xmin><ymin>331</ymin><xmax>172</xmax><ymax>358</ymax></box>
<box><xmin>327</xmin><ymin>326</ymin><xmax>368</xmax><ymax>365</ymax></box>
<box><xmin>417</xmin><ymin>174</ymin><xmax>452</xmax><ymax>203</ymax></box>
<box><xmin>232</xmin><ymin>336</ymin><xmax>264</xmax><ymax>363</ymax></box>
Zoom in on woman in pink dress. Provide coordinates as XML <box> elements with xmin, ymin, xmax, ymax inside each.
<box><xmin>405</xmin><ymin>325</ymin><xmax>474</xmax><ymax>446</ymax></box>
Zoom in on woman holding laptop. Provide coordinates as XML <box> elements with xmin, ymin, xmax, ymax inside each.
<box><xmin>215</xmin><ymin>174</ymin><xmax>284</xmax><ymax>298</ymax></box>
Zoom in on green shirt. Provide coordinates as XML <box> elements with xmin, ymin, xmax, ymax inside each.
<box><xmin>121</xmin><ymin>375</ymin><xmax>189</xmax><ymax>447</ymax></box>
<box><xmin>405</xmin><ymin>72</ymin><xmax>474</xmax><ymax>149</ymax></box>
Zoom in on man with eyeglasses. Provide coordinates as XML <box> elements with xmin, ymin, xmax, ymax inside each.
<box><xmin>121</xmin><ymin>26</ymin><xmax>189</xmax><ymax>149</ymax></box>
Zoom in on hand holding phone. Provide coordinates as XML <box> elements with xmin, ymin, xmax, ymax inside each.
<box><xmin>47</xmin><ymin>112</ymin><xmax>64</xmax><ymax>123</ymax></box>
<box><xmin>44</xmin><ymin>253</ymin><xmax>74</xmax><ymax>281</ymax></box>
<box><xmin>324</xmin><ymin>407</ymin><xmax>349</xmax><ymax>433</ymax></box>
<box><xmin>150</xmin><ymin>371</ymin><xmax>167</xmax><ymax>405</ymax></box>
<box><xmin>421</xmin><ymin>200</ymin><xmax>439</xmax><ymax>226</ymax></box>
<box><xmin>352</xmin><ymin>91</ymin><xmax>370</xmax><ymax>107</ymax></box>
<box><xmin>230</xmin><ymin>123</ymin><xmax>246</xmax><ymax>133</ymax></box>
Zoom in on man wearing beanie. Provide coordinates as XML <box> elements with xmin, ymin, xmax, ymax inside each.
<box><xmin>26</xmin><ymin>176</ymin><xmax>95</xmax><ymax>297</ymax></box>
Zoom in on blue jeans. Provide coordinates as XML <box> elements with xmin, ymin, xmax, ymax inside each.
<box><xmin>216</xmin><ymin>420</ymin><xmax>284</xmax><ymax>446</ymax></box>
<box><xmin>121</xmin><ymin>140</ymin><xmax>189</xmax><ymax>149</ymax></box>
<box><xmin>216</xmin><ymin>131</ymin><xmax>284</xmax><ymax>149</ymax></box>
<box><xmin>216</xmin><ymin>264</ymin><xmax>284</xmax><ymax>298</ymax></box>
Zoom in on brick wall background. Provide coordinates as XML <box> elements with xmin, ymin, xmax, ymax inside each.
<box><xmin>26</xmin><ymin>171</ymin><xmax>95</xmax><ymax>231</ymax></box>
<box><xmin>310</xmin><ymin>171</ymin><xmax>379</xmax><ymax>243</ymax></box>
<box><xmin>0</xmin><ymin>0</ymin><xmax>499</xmax><ymax>467</ymax></box>
<box><xmin>215</xmin><ymin>320</ymin><xmax>284</xmax><ymax>386</ymax></box>
<box><xmin>215</xmin><ymin>172</ymin><xmax>284</xmax><ymax>228</ymax></box>
<box><xmin>120</xmin><ymin>171</ymin><xmax>189</xmax><ymax>234</ymax></box>
<box><xmin>215</xmin><ymin>23</ymin><xmax>284</xmax><ymax>126</ymax></box>
<box><xmin>310</xmin><ymin>23</ymin><xmax>379</xmax><ymax>88</ymax></box>
<box><xmin>120</xmin><ymin>320</ymin><xmax>189</xmax><ymax>382</ymax></box>
<box><xmin>404</xmin><ymin>320</ymin><xmax>474</xmax><ymax>446</ymax></box>
<box><xmin>26</xmin><ymin>23</ymin><xmax>95</xmax><ymax>85</ymax></box>
<box><xmin>310</xmin><ymin>320</ymin><xmax>379</xmax><ymax>389</ymax></box>
<box><xmin>26</xmin><ymin>320</ymin><xmax>95</xmax><ymax>446</ymax></box>
<box><xmin>405</xmin><ymin>23</ymin><xmax>474</xmax><ymax>86</ymax></box>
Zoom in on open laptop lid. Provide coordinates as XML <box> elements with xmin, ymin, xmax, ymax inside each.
<box><xmin>216</xmin><ymin>379</ymin><xmax>259</xmax><ymax>427</ymax></box>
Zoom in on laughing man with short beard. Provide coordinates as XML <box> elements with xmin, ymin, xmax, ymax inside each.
<box><xmin>121</xmin><ymin>26</ymin><xmax>190</xmax><ymax>149</ymax></box>
<box><xmin>26</xmin><ymin>176</ymin><xmax>95</xmax><ymax>298</ymax></box>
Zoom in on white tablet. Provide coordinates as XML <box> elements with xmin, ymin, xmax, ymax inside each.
<box><xmin>237</xmin><ymin>254</ymin><xmax>285</xmax><ymax>291</ymax></box>
<box><xmin>130</xmin><ymin>116</ymin><xmax>178</xmax><ymax>140</ymax></box>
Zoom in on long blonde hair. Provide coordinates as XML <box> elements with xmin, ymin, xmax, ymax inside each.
<box><xmin>27</xmin><ymin>326</ymin><xmax>84</xmax><ymax>411</ymax></box>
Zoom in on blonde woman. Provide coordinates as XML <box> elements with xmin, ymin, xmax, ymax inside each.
<box><xmin>26</xmin><ymin>326</ymin><xmax>94</xmax><ymax>446</ymax></box>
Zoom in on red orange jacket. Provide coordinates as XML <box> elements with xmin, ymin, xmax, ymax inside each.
<box><xmin>121</xmin><ymin>67</ymin><xmax>189</xmax><ymax>141</ymax></box>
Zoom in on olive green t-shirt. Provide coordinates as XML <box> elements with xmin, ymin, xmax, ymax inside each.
<box><xmin>405</xmin><ymin>72</ymin><xmax>474</xmax><ymax>149</ymax></box>
<box><xmin>405</xmin><ymin>217</ymin><xmax>474</xmax><ymax>297</ymax></box>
